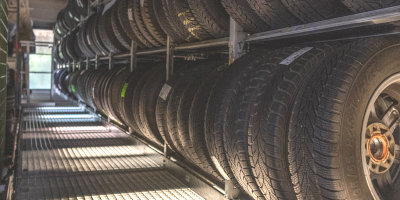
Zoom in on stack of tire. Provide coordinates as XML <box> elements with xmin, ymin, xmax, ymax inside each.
<box><xmin>54</xmin><ymin>0</ymin><xmax>400</xmax><ymax>64</ymax></box>
<box><xmin>55</xmin><ymin>35</ymin><xmax>400</xmax><ymax>200</ymax></box>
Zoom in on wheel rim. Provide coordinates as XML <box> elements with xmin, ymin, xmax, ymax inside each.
<box><xmin>363</xmin><ymin>74</ymin><xmax>400</xmax><ymax>200</ymax></box>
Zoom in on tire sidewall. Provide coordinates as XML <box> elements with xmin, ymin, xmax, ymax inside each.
<box><xmin>338</xmin><ymin>44</ymin><xmax>400</xmax><ymax>200</ymax></box>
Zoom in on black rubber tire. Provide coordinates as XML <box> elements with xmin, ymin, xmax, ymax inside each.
<box><xmin>91</xmin><ymin>14</ymin><xmax>109</xmax><ymax>56</ymax></box>
<box><xmin>166</xmin><ymin>74</ymin><xmax>194</xmax><ymax>156</ymax></box>
<box><xmin>205</xmin><ymin>55</ymin><xmax>260</xmax><ymax>186</ymax></box>
<box><xmin>117</xmin><ymin>0</ymin><xmax>144</xmax><ymax>48</ymax></box>
<box><xmin>138</xmin><ymin>64</ymin><xmax>165</xmax><ymax>146</ymax></box>
<box><xmin>186</xmin><ymin>0</ymin><xmax>230</xmax><ymax>38</ymax></box>
<box><xmin>153</xmin><ymin>0</ymin><xmax>186</xmax><ymax>42</ymax></box>
<box><xmin>141</xmin><ymin>0</ymin><xmax>167</xmax><ymax>45</ymax></box>
<box><xmin>132</xmin><ymin>67</ymin><xmax>157</xmax><ymax>141</ymax></box>
<box><xmin>155</xmin><ymin>62</ymin><xmax>190</xmax><ymax>153</ymax></box>
<box><xmin>120</xmin><ymin>68</ymin><xmax>148</xmax><ymax>135</ymax></box>
<box><xmin>341</xmin><ymin>0</ymin><xmax>400</xmax><ymax>12</ymax></box>
<box><xmin>78</xmin><ymin>18</ymin><xmax>96</xmax><ymax>58</ymax></box>
<box><xmin>132</xmin><ymin>0</ymin><xmax>162</xmax><ymax>47</ymax></box>
<box><xmin>221</xmin><ymin>51</ymin><xmax>277</xmax><ymax>200</ymax></box>
<box><xmin>246</xmin><ymin>0</ymin><xmax>301</xmax><ymax>28</ymax></box>
<box><xmin>280</xmin><ymin>0</ymin><xmax>351</xmax><ymax>23</ymax></box>
<box><xmin>108</xmin><ymin>67</ymin><xmax>132</xmax><ymax>124</ymax></box>
<box><xmin>176</xmin><ymin>60</ymin><xmax>219</xmax><ymax>164</ymax></box>
<box><xmin>161</xmin><ymin>0</ymin><xmax>193</xmax><ymax>42</ymax></box>
<box><xmin>170</xmin><ymin>0</ymin><xmax>212</xmax><ymax>41</ymax></box>
<box><xmin>288</xmin><ymin>37</ymin><xmax>400</xmax><ymax>200</ymax></box>
<box><xmin>111</xmin><ymin>5</ymin><xmax>131</xmax><ymax>51</ymax></box>
<box><xmin>127</xmin><ymin>0</ymin><xmax>155</xmax><ymax>48</ymax></box>
<box><xmin>98</xmin><ymin>9</ymin><xmax>126</xmax><ymax>53</ymax></box>
<box><xmin>220</xmin><ymin>0</ymin><xmax>270</xmax><ymax>33</ymax></box>
<box><xmin>188</xmin><ymin>68</ymin><xmax>224</xmax><ymax>181</ymax></box>
<box><xmin>231</xmin><ymin>44</ymin><xmax>338</xmax><ymax>200</ymax></box>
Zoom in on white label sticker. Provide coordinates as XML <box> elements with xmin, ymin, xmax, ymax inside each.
<box><xmin>159</xmin><ymin>84</ymin><xmax>172</xmax><ymax>100</ymax></box>
<box><xmin>87</xmin><ymin>34</ymin><xmax>91</xmax><ymax>45</ymax></box>
<box><xmin>128</xmin><ymin>8</ymin><xmax>133</xmax><ymax>21</ymax></box>
<box><xmin>279</xmin><ymin>47</ymin><xmax>313</xmax><ymax>66</ymax></box>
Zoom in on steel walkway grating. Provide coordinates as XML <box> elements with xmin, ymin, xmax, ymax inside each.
<box><xmin>15</xmin><ymin>105</ymin><xmax>205</xmax><ymax>200</ymax></box>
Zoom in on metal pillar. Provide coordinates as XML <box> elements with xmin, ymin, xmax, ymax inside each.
<box><xmin>228</xmin><ymin>18</ymin><xmax>247</xmax><ymax>64</ymax></box>
<box><xmin>108</xmin><ymin>53</ymin><xmax>113</xmax><ymax>70</ymax></box>
<box><xmin>165</xmin><ymin>36</ymin><xmax>174</xmax><ymax>81</ymax></box>
<box><xmin>50</xmin><ymin>46</ymin><xmax>55</xmax><ymax>100</ymax></box>
<box><xmin>86</xmin><ymin>57</ymin><xmax>89</xmax><ymax>70</ymax></box>
<box><xmin>95</xmin><ymin>54</ymin><xmax>99</xmax><ymax>70</ymax></box>
<box><xmin>130</xmin><ymin>41</ymin><xmax>137</xmax><ymax>72</ymax></box>
<box><xmin>26</xmin><ymin>43</ymin><xmax>30</xmax><ymax>103</ymax></box>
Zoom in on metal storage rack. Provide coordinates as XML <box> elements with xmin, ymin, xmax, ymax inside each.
<box><xmin>53</xmin><ymin>1</ymin><xmax>400</xmax><ymax>198</ymax></box>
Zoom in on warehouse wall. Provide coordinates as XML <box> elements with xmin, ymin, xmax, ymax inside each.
<box><xmin>0</xmin><ymin>0</ymin><xmax>8</xmax><ymax>167</ymax></box>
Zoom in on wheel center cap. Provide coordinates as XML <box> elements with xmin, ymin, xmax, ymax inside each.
<box><xmin>369</xmin><ymin>134</ymin><xmax>389</xmax><ymax>162</ymax></box>
<box><xmin>366</xmin><ymin>123</ymin><xmax>396</xmax><ymax>174</ymax></box>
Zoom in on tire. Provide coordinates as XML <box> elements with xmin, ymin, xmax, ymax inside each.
<box><xmin>127</xmin><ymin>0</ymin><xmax>154</xmax><ymax>48</ymax></box>
<box><xmin>186</xmin><ymin>0</ymin><xmax>230</xmax><ymax>38</ymax></box>
<box><xmin>341</xmin><ymin>0</ymin><xmax>400</xmax><ymax>12</ymax></box>
<box><xmin>132</xmin><ymin>0</ymin><xmax>162</xmax><ymax>47</ymax></box>
<box><xmin>205</xmin><ymin>54</ymin><xmax>260</xmax><ymax>187</ymax></box>
<box><xmin>155</xmin><ymin>62</ymin><xmax>191</xmax><ymax>153</ymax></box>
<box><xmin>119</xmin><ymin>68</ymin><xmax>148</xmax><ymax>135</ymax></box>
<box><xmin>138</xmin><ymin>64</ymin><xmax>165</xmax><ymax>146</ymax></box>
<box><xmin>153</xmin><ymin>0</ymin><xmax>186</xmax><ymax>42</ymax></box>
<box><xmin>221</xmin><ymin>51</ymin><xmax>279</xmax><ymax>200</ymax></box>
<box><xmin>132</xmin><ymin>67</ymin><xmax>157</xmax><ymax>141</ymax></box>
<box><xmin>91</xmin><ymin>14</ymin><xmax>109</xmax><ymax>56</ymax></box>
<box><xmin>220</xmin><ymin>0</ymin><xmax>269</xmax><ymax>33</ymax></box>
<box><xmin>232</xmin><ymin>44</ymin><xmax>339</xmax><ymax>200</ymax></box>
<box><xmin>117</xmin><ymin>0</ymin><xmax>145</xmax><ymax>48</ymax></box>
<box><xmin>280</xmin><ymin>0</ymin><xmax>351</xmax><ymax>23</ymax></box>
<box><xmin>108</xmin><ymin>67</ymin><xmax>132</xmax><ymax>124</ymax></box>
<box><xmin>289</xmin><ymin>36</ymin><xmax>400</xmax><ymax>200</ymax></box>
<box><xmin>177</xmin><ymin>60</ymin><xmax>221</xmax><ymax>170</ymax></box>
<box><xmin>161</xmin><ymin>0</ymin><xmax>193</xmax><ymax>42</ymax></box>
<box><xmin>246</xmin><ymin>0</ymin><xmax>301</xmax><ymax>28</ymax></box>
<box><xmin>167</xmin><ymin>73</ymin><xmax>195</xmax><ymax>156</ymax></box>
<box><xmin>111</xmin><ymin>5</ymin><xmax>131</xmax><ymax>51</ymax></box>
<box><xmin>78</xmin><ymin>18</ymin><xmax>96</xmax><ymax>58</ymax></box>
<box><xmin>188</xmin><ymin>68</ymin><xmax>225</xmax><ymax>180</ymax></box>
<box><xmin>170</xmin><ymin>0</ymin><xmax>212</xmax><ymax>41</ymax></box>
<box><xmin>141</xmin><ymin>0</ymin><xmax>167</xmax><ymax>45</ymax></box>
<box><xmin>98</xmin><ymin>8</ymin><xmax>126</xmax><ymax>53</ymax></box>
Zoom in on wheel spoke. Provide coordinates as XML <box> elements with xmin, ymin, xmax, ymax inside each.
<box><xmin>378</xmin><ymin>104</ymin><xmax>400</xmax><ymax>135</ymax></box>
<box><xmin>373</xmin><ymin>171</ymin><xmax>393</xmax><ymax>191</ymax></box>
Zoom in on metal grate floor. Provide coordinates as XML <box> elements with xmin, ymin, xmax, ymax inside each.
<box><xmin>14</xmin><ymin>105</ymin><xmax>206</xmax><ymax>200</ymax></box>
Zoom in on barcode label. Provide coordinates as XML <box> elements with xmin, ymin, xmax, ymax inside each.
<box><xmin>159</xmin><ymin>84</ymin><xmax>172</xmax><ymax>100</ymax></box>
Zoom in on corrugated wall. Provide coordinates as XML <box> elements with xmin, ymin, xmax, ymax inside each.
<box><xmin>0</xmin><ymin>0</ymin><xmax>8</xmax><ymax>167</ymax></box>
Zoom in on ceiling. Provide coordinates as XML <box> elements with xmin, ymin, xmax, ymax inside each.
<box><xmin>29</xmin><ymin>0</ymin><xmax>67</xmax><ymax>29</ymax></box>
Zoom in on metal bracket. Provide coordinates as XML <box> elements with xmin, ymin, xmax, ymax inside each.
<box><xmin>130</xmin><ymin>41</ymin><xmax>138</xmax><ymax>72</ymax></box>
<box><xmin>163</xmin><ymin>143</ymin><xmax>169</xmax><ymax>158</ymax></box>
<box><xmin>107</xmin><ymin>116</ymin><xmax>111</xmax><ymax>132</ymax></box>
<box><xmin>224</xmin><ymin>180</ymin><xmax>241</xmax><ymax>200</ymax></box>
<box><xmin>166</xmin><ymin>36</ymin><xmax>175</xmax><ymax>81</ymax></box>
<box><xmin>228</xmin><ymin>18</ymin><xmax>247</xmax><ymax>65</ymax></box>
<box><xmin>86</xmin><ymin>57</ymin><xmax>89</xmax><ymax>70</ymax></box>
<box><xmin>95</xmin><ymin>54</ymin><xmax>99</xmax><ymax>70</ymax></box>
<box><xmin>108</xmin><ymin>53</ymin><xmax>113</xmax><ymax>70</ymax></box>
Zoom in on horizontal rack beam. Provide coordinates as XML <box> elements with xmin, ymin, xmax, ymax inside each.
<box><xmin>74</xmin><ymin>5</ymin><xmax>400</xmax><ymax>63</ymax></box>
